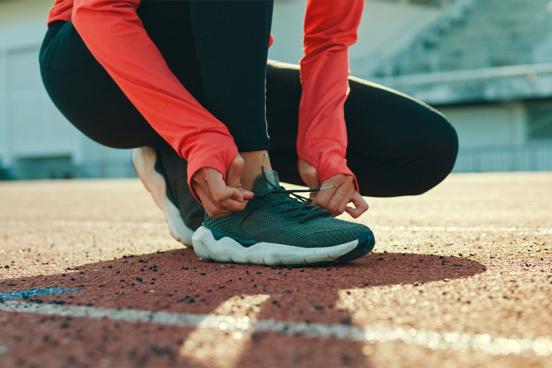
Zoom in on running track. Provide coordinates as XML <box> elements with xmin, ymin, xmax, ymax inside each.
<box><xmin>0</xmin><ymin>173</ymin><xmax>551</xmax><ymax>367</ymax></box>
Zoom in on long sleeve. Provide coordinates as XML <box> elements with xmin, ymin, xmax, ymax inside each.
<box><xmin>297</xmin><ymin>0</ymin><xmax>364</xmax><ymax>191</ymax></box>
<box><xmin>71</xmin><ymin>0</ymin><xmax>239</xmax><ymax>199</ymax></box>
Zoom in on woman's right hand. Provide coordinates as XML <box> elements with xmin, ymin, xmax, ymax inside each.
<box><xmin>191</xmin><ymin>154</ymin><xmax>254</xmax><ymax>217</ymax></box>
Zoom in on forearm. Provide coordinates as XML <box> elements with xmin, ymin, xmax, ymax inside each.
<box><xmin>72</xmin><ymin>0</ymin><xmax>238</xmax><ymax>197</ymax></box>
<box><xmin>297</xmin><ymin>0</ymin><xmax>364</xmax><ymax>190</ymax></box>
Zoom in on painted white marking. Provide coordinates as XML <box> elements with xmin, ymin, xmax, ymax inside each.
<box><xmin>0</xmin><ymin>301</ymin><xmax>551</xmax><ymax>358</ymax></box>
<box><xmin>4</xmin><ymin>220</ymin><xmax>161</xmax><ymax>229</ymax></box>
<box><xmin>0</xmin><ymin>345</ymin><xmax>7</xmax><ymax>354</ymax></box>
<box><xmin>180</xmin><ymin>294</ymin><xmax>270</xmax><ymax>368</ymax></box>
<box><xmin>372</xmin><ymin>225</ymin><xmax>552</xmax><ymax>236</ymax></box>
<box><xmin>4</xmin><ymin>220</ymin><xmax>552</xmax><ymax>236</ymax></box>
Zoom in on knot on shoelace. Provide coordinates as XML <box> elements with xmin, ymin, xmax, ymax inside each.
<box><xmin>253</xmin><ymin>167</ymin><xmax>333</xmax><ymax>223</ymax></box>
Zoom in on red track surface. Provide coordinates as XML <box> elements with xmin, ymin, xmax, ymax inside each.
<box><xmin>0</xmin><ymin>173</ymin><xmax>551</xmax><ymax>367</ymax></box>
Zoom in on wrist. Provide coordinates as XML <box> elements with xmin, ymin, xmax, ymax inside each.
<box><xmin>298</xmin><ymin>150</ymin><xmax>359</xmax><ymax>193</ymax></box>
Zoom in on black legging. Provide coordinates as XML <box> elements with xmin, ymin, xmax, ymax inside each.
<box><xmin>39</xmin><ymin>0</ymin><xmax>458</xmax><ymax>198</ymax></box>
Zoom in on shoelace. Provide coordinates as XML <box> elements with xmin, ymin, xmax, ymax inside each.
<box><xmin>250</xmin><ymin>167</ymin><xmax>334</xmax><ymax>223</ymax></box>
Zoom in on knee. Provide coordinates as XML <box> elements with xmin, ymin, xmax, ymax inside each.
<box><xmin>410</xmin><ymin>112</ymin><xmax>459</xmax><ymax>195</ymax></box>
<box><xmin>430</xmin><ymin>112</ymin><xmax>459</xmax><ymax>174</ymax></box>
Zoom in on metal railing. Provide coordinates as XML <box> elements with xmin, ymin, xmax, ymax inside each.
<box><xmin>454</xmin><ymin>143</ymin><xmax>552</xmax><ymax>172</ymax></box>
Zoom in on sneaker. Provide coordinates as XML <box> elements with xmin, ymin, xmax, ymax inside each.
<box><xmin>192</xmin><ymin>169</ymin><xmax>375</xmax><ymax>266</ymax></box>
<box><xmin>131</xmin><ymin>146</ymin><xmax>204</xmax><ymax>245</ymax></box>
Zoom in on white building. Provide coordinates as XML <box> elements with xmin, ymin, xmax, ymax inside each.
<box><xmin>0</xmin><ymin>0</ymin><xmax>550</xmax><ymax>179</ymax></box>
<box><xmin>0</xmin><ymin>0</ymin><xmax>133</xmax><ymax>179</ymax></box>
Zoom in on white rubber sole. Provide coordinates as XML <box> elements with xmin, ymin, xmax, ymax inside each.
<box><xmin>131</xmin><ymin>147</ymin><xmax>194</xmax><ymax>246</ymax></box>
<box><xmin>192</xmin><ymin>226</ymin><xmax>359</xmax><ymax>266</ymax></box>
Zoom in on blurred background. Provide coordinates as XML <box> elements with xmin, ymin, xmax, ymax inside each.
<box><xmin>0</xmin><ymin>0</ymin><xmax>551</xmax><ymax>180</ymax></box>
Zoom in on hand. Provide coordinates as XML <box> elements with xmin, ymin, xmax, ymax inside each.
<box><xmin>191</xmin><ymin>154</ymin><xmax>254</xmax><ymax>217</ymax></box>
<box><xmin>299</xmin><ymin>159</ymin><xmax>368</xmax><ymax>218</ymax></box>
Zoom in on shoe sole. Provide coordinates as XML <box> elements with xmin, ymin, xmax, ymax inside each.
<box><xmin>131</xmin><ymin>147</ymin><xmax>194</xmax><ymax>246</ymax></box>
<box><xmin>192</xmin><ymin>226</ymin><xmax>375</xmax><ymax>266</ymax></box>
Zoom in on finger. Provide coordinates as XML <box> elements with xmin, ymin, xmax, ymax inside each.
<box><xmin>220</xmin><ymin>197</ymin><xmax>249</xmax><ymax>212</ymax></box>
<box><xmin>221</xmin><ymin>189</ymin><xmax>250</xmax><ymax>208</ymax></box>
<box><xmin>240</xmin><ymin>188</ymin><xmax>255</xmax><ymax>200</ymax></box>
<box><xmin>200</xmin><ymin>176</ymin><xmax>250</xmax><ymax>213</ymax></box>
<box><xmin>205</xmin><ymin>169</ymin><xmax>244</xmax><ymax>203</ymax></box>
<box><xmin>345</xmin><ymin>193</ymin><xmax>369</xmax><ymax>218</ymax></box>
<box><xmin>327</xmin><ymin>185</ymin><xmax>353</xmax><ymax>215</ymax></box>
<box><xmin>196</xmin><ymin>182</ymin><xmax>229</xmax><ymax>210</ymax></box>
<box><xmin>313</xmin><ymin>175</ymin><xmax>350</xmax><ymax>210</ymax></box>
<box><xmin>345</xmin><ymin>205</ymin><xmax>364</xmax><ymax>218</ymax></box>
<box><xmin>195</xmin><ymin>186</ymin><xmax>231</xmax><ymax>217</ymax></box>
<box><xmin>312</xmin><ymin>178</ymin><xmax>340</xmax><ymax>208</ymax></box>
<box><xmin>197</xmin><ymin>182</ymin><xmax>248</xmax><ymax>213</ymax></box>
<box><xmin>224</xmin><ymin>185</ymin><xmax>244</xmax><ymax>203</ymax></box>
<box><xmin>312</xmin><ymin>187</ymin><xmax>333</xmax><ymax>209</ymax></box>
<box><xmin>193</xmin><ymin>171</ymin><xmax>242</xmax><ymax>216</ymax></box>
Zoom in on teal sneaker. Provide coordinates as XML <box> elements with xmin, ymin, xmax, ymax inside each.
<box><xmin>191</xmin><ymin>169</ymin><xmax>375</xmax><ymax>266</ymax></box>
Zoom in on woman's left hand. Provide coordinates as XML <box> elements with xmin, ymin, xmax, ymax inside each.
<box><xmin>299</xmin><ymin>159</ymin><xmax>369</xmax><ymax>218</ymax></box>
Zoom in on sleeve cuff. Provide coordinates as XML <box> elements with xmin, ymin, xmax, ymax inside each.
<box><xmin>184</xmin><ymin>133</ymin><xmax>239</xmax><ymax>203</ymax></box>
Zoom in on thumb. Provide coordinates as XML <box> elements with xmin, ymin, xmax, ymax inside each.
<box><xmin>226</xmin><ymin>154</ymin><xmax>254</xmax><ymax>200</ymax></box>
<box><xmin>226</xmin><ymin>154</ymin><xmax>245</xmax><ymax>188</ymax></box>
<box><xmin>205</xmin><ymin>169</ymin><xmax>243</xmax><ymax>203</ymax></box>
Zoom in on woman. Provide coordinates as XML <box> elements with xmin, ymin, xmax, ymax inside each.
<box><xmin>39</xmin><ymin>0</ymin><xmax>458</xmax><ymax>267</ymax></box>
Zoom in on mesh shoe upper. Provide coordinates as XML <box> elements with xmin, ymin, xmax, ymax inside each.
<box><xmin>203</xmin><ymin>169</ymin><xmax>372</xmax><ymax>248</ymax></box>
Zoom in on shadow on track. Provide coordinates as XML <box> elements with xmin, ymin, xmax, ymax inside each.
<box><xmin>0</xmin><ymin>249</ymin><xmax>486</xmax><ymax>367</ymax></box>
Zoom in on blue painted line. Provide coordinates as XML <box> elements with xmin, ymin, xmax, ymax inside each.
<box><xmin>0</xmin><ymin>287</ymin><xmax>79</xmax><ymax>302</ymax></box>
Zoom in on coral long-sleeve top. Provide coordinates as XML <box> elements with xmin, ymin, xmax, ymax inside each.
<box><xmin>45</xmin><ymin>0</ymin><xmax>363</xmax><ymax>198</ymax></box>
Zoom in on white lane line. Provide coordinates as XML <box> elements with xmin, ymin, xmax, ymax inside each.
<box><xmin>0</xmin><ymin>345</ymin><xmax>7</xmax><ymax>354</ymax></box>
<box><xmin>1</xmin><ymin>301</ymin><xmax>551</xmax><ymax>358</ymax></box>
<box><xmin>180</xmin><ymin>294</ymin><xmax>270</xmax><ymax>368</ymax></box>
<box><xmin>372</xmin><ymin>225</ymin><xmax>552</xmax><ymax>236</ymax></box>
<box><xmin>4</xmin><ymin>220</ymin><xmax>552</xmax><ymax>235</ymax></box>
<box><xmin>3</xmin><ymin>220</ymin><xmax>162</xmax><ymax>229</ymax></box>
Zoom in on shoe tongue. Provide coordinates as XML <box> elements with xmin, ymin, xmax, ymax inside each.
<box><xmin>252</xmin><ymin>169</ymin><xmax>280</xmax><ymax>194</ymax></box>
